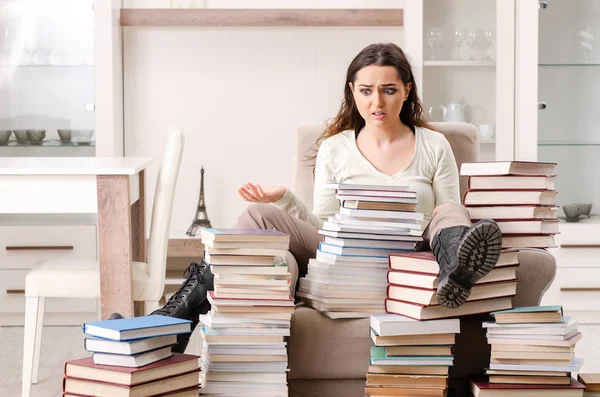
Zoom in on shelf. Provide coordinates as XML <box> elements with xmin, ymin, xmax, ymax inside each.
<box><xmin>0</xmin><ymin>65</ymin><xmax>93</xmax><ymax>68</ymax></box>
<box><xmin>120</xmin><ymin>8</ymin><xmax>404</xmax><ymax>27</ymax></box>
<box><xmin>539</xmin><ymin>63</ymin><xmax>600</xmax><ymax>67</ymax></box>
<box><xmin>479</xmin><ymin>139</ymin><xmax>495</xmax><ymax>144</ymax></box>
<box><xmin>424</xmin><ymin>61</ymin><xmax>495</xmax><ymax>67</ymax></box>
<box><xmin>0</xmin><ymin>140</ymin><xmax>95</xmax><ymax>148</ymax></box>
<box><xmin>538</xmin><ymin>141</ymin><xmax>600</xmax><ymax>147</ymax></box>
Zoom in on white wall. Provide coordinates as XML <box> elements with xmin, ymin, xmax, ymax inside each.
<box><xmin>123</xmin><ymin>23</ymin><xmax>405</xmax><ymax>233</ymax></box>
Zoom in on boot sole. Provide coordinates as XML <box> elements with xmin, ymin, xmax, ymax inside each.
<box><xmin>437</xmin><ymin>220</ymin><xmax>502</xmax><ymax>308</ymax></box>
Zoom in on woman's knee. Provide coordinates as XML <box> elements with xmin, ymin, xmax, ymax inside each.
<box><xmin>237</xmin><ymin>203</ymin><xmax>284</xmax><ymax>228</ymax></box>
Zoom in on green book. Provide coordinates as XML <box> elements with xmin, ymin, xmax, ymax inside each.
<box><xmin>491</xmin><ymin>305</ymin><xmax>564</xmax><ymax>324</ymax></box>
<box><xmin>370</xmin><ymin>346</ymin><xmax>452</xmax><ymax>360</ymax></box>
<box><xmin>491</xmin><ymin>305</ymin><xmax>563</xmax><ymax>315</ymax></box>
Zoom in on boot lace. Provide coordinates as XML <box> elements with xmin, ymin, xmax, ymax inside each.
<box><xmin>151</xmin><ymin>260</ymin><xmax>209</xmax><ymax>316</ymax></box>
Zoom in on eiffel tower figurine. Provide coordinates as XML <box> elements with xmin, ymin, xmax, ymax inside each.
<box><xmin>186</xmin><ymin>166</ymin><xmax>212</xmax><ymax>236</ymax></box>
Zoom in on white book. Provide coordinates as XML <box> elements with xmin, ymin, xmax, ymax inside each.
<box><xmin>318</xmin><ymin>229</ymin><xmax>423</xmax><ymax>242</ymax></box>
<box><xmin>84</xmin><ymin>334</ymin><xmax>177</xmax><ymax>355</ymax></box>
<box><xmin>467</xmin><ymin>205</ymin><xmax>558</xmax><ymax>221</ymax></box>
<box><xmin>323</xmin><ymin>236</ymin><xmax>417</xmax><ymax>250</ymax></box>
<box><xmin>338</xmin><ymin>207</ymin><xmax>425</xmax><ymax>221</ymax></box>
<box><xmin>468</xmin><ymin>175</ymin><xmax>556</xmax><ymax>190</ymax></box>
<box><xmin>337</xmin><ymin>194</ymin><xmax>417</xmax><ymax>203</ymax></box>
<box><xmin>489</xmin><ymin>357</ymin><xmax>583</xmax><ymax>373</ymax></box>
<box><xmin>483</xmin><ymin>316</ymin><xmax>577</xmax><ymax>334</ymax></box>
<box><xmin>91</xmin><ymin>346</ymin><xmax>173</xmax><ymax>368</ymax></box>
<box><xmin>460</xmin><ymin>161</ymin><xmax>557</xmax><ymax>176</ymax></box>
<box><xmin>332</xmin><ymin>214</ymin><xmax>425</xmax><ymax>230</ymax></box>
<box><xmin>326</xmin><ymin>183</ymin><xmax>411</xmax><ymax>191</ymax></box>
<box><xmin>319</xmin><ymin>242</ymin><xmax>414</xmax><ymax>258</ymax></box>
<box><xmin>205</xmin><ymin>246</ymin><xmax>288</xmax><ymax>257</ymax></box>
<box><xmin>316</xmin><ymin>250</ymin><xmax>389</xmax><ymax>264</ymax></box>
<box><xmin>488</xmin><ymin>332</ymin><xmax>582</xmax><ymax>347</ymax></box>
<box><xmin>321</xmin><ymin>221</ymin><xmax>423</xmax><ymax>236</ymax></box>
<box><xmin>487</xmin><ymin>329</ymin><xmax>580</xmax><ymax>341</ymax></box>
<box><xmin>370</xmin><ymin>313</ymin><xmax>460</xmax><ymax>337</ymax></box>
<box><xmin>210</xmin><ymin>265</ymin><xmax>289</xmax><ymax>276</ymax></box>
<box><xmin>202</xmin><ymin>372</ymin><xmax>287</xmax><ymax>383</ymax></box>
<box><xmin>464</xmin><ymin>190</ymin><xmax>558</xmax><ymax>206</ymax></box>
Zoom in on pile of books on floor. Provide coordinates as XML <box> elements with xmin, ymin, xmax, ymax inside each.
<box><xmin>297</xmin><ymin>183</ymin><xmax>428</xmax><ymax>318</ymax></box>
<box><xmin>469</xmin><ymin>305</ymin><xmax>585</xmax><ymax>396</ymax></box>
<box><xmin>460</xmin><ymin>160</ymin><xmax>559</xmax><ymax>249</ymax></box>
<box><xmin>199</xmin><ymin>228</ymin><xmax>293</xmax><ymax>397</ymax></box>
<box><xmin>64</xmin><ymin>315</ymin><xmax>200</xmax><ymax>396</ymax></box>
<box><xmin>365</xmin><ymin>314</ymin><xmax>460</xmax><ymax>397</ymax></box>
<box><xmin>578</xmin><ymin>373</ymin><xmax>600</xmax><ymax>396</ymax></box>
<box><xmin>383</xmin><ymin>250</ymin><xmax>519</xmax><ymax>320</ymax></box>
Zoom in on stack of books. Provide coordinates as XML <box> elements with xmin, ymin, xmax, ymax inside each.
<box><xmin>578</xmin><ymin>374</ymin><xmax>600</xmax><ymax>396</ymax></box>
<box><xmin>384</xmin><ymin>250</ymin><xmax>520</xmax><ymax>320</ymax></box>
<box><xmin>460</xmin><ymin>161</ymin><xmax>559</xmax><ymax>249</ymax></box>
<box><xmin>482</xmin><ymin>306</ymin><xmax>583</xmax><ymax>390</ymax></box>
<box><xmin>365</xmin><ymin>314</ymin><xmax>460</xmax><ymax>397</ymax></box>
<box><xmin>198</xmin><ymin>228</ymin><xmax>293</xmax><ymax>397</ymax></box>
<box><xmin>64</xmin><ymin>316</ymin><xmax>200</xmax><ymax>396</ymax></box>
<box><xmin>297</xmin><ymin>183</ymin><xmax>428</xmax><ymax>318</ymax></box>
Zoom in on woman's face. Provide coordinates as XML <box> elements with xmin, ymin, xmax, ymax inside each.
<box><xmin>350</xmin><ymin>65</ymin><xmax>411</xmax><ymax>129</ymax></box>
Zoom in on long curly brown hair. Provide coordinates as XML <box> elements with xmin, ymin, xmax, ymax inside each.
<box><xmin>307</xmin><ymin>43</ymin><xmax>432</xmax><ymax>164</ymax></box>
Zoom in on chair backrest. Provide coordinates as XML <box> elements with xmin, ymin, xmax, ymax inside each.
<box><xmin>291</xmin><ymin>122</ymin><xmax>479</xmax><ymax>211</ymax></box>
<box><xmin>140</xmin><ymin>126</ymin><xmax>184</xmax><ymax>301</ymax></box>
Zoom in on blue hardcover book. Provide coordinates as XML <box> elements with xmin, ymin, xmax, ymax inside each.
<box><xmin>82</xmin><ymin>315</ymin><xmax>192</xmax><ymax>341</ymax></box>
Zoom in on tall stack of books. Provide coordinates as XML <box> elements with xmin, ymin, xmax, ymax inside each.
<box><xmin>297</xmin><ymin>183</ymin><xmax>428</xmax><ymax>318</ymax></box>
<box><xmin>64</xmin><ymin>316</ymin><xmax>200</xmax><ymax>396</ymax></box>
<box><xmin>199</xmin><ymin>228</ymin><xmax>293</xmax><ymax>397</ymax></box>
<box><xmin>384</xmin><ymin>250</ymin><xmax>519</xmax><ymax>320</ymax></box>
<box><xmin>460</xmin><ymin>161</ymin><xmax>559</xmax><ymax>249</ymax></box>
<box><xmin>475</xmin><ymin>305</ymin><xmax>584</xmax><ymax>395</ymax></box>
<box><xmin>365</xmin><ymin>314</ymin><xmax>460</xmax><ymax>397</ymax></box>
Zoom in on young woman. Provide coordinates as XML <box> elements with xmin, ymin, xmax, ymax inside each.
<box><xmin>134</xmin><ymin>43</ymin><xmax>502</xmax><ymax>352</ymax></box>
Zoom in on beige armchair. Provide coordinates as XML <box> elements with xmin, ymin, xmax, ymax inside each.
<box><xmin>285</xmin><ymin>122</ymin><xmax>557</xmax><ymax>397</ymax></box>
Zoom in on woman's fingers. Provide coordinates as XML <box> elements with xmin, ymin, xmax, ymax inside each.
<box><xmin>238</xmin><ymin>187</ymin><xmax>257</xmax><ymax>202</ymax></box>
<box><xmin>256</xmin><ymin>184</ymin><xmax>266</xmax><ymax>199</ymax></box>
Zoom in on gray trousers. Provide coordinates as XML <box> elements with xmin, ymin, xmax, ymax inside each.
<box><xmin>232</xmin><ymin>202</ymin><xmax>471</xmax><ymax>278</ymax></box>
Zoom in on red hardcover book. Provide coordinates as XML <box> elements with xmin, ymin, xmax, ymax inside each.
<box><xmin>64</xmin><ymin>353</ymin><xmax>199</xmax><ymax>386</ymax></box>
<box><xmin>470</xmin><ymin>376</ymin><xmax>584</xmax><ymax>397</ymax></box>
<box><xmin>63</xmin><ymin>386</ymin><xmax>200</xmax><ymax>397</ymax></box>
<box><xmin>62</xmin><ymin>370</ymin><xmax>200</xmax><ymax>397</ymax></box>
<box><xmin>385</xmin><ymin>296</ymin><xmax>513</xmax><ymax>321</ymax></box>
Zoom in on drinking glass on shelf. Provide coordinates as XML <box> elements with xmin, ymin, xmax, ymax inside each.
<box><xmin>472</xmin><ymin>29</ymin><xmax>490</xmax><ymax>61</ymax></box>
<box><xmin>483</xmin><ymin>29</ymin><xmax>495</xmax><ymax>61</ymax></box>
<box><xmin>452</xmin><ymin>28</ymin><xmax>463</xmax><ymax>61</ymax></box>
<box><xmin>459</xmin><ymin>28</ymin><xmax>477</xmax><ymax>61</ymax></box>
<box><xmin>427</xmin><ymin>28</ymin><xmax>444</xmax><ymax>60</ymax></box>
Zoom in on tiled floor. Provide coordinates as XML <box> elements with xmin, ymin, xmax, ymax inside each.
<box><xmin>2</xmin><ymin>323</ymin><xmax>599</xmax><ymax>397</ymax></box>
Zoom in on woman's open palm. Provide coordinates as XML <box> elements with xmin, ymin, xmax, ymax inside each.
<box><xmin>238</xmin><ymin>182</ymin><xmax>287</xmax><ymax>204</ymax></box>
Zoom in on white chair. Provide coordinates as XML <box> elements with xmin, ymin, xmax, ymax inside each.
<box><xmin>21</xmin><ymin>126</ymin><xmax>185</xmax><ymax>397</ymax></box>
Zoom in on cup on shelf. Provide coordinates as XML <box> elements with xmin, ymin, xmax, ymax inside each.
<box><xmin>13</xmin><ymin>129</ymin><xmax>29</xmax><ymax>143</ymax></box>
<box><xmin>0</xmin><ymin>130</ymin><xmax>12</xmax><ymax>145</ymax></box>
<box><xmin>479</xmin><ymin>124</ymin><xmax>496</xmax><ymax>140</ymax></box>
<box><xmin>26</xmin><ymin>129</ymin><xmax>46</xmax><ymax>145</ymax></box>
<box><xmin>72</xmin><ymin>129</ymin><xmax>94</xmax><ymax>145</ymax></box>
<box><xmin>57</xmin><ymin>129</ymin><xmax>72</xmax><ymax>142</ymax></box>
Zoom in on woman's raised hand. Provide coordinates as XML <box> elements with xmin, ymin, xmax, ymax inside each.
<box><xmin>238</xmin><ymin>183</ymin><xmax>287</xmax><ymax>204</ymax></box>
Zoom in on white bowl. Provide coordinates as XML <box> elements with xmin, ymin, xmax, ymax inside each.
<box><xmin>73</xmin><ymin>129</ymin><xmax>94</xmax><ymax>145</ymax></box>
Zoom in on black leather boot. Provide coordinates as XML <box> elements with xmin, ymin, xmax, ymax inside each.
<box><xmin>151</xmin><ymin>260</ymin><xmax>214</xmax><ymax>353</ymax></box>
<box><xmin>432</xmin><ymin>219</ymin><xmax>502</xmax><ymax>309</ymax></box>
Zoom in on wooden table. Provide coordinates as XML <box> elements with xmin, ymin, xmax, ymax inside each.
<box><xmin>0</xmin><ymin>157</ymin><xmax>152</xmax><ymax>319</ymax></box>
